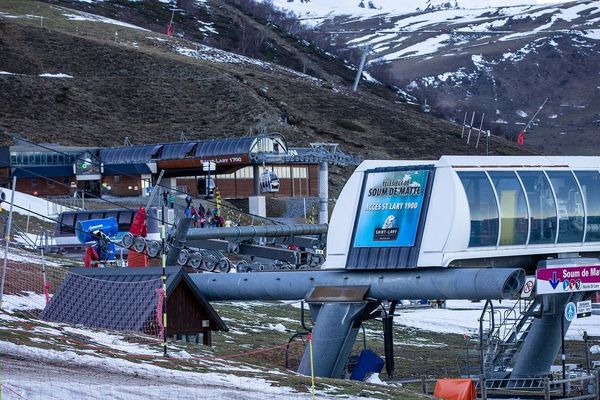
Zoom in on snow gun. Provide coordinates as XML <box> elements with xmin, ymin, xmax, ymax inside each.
<box><xmin>76</xmin><ymin>217</ymin><xmax>118</xmax><ymax>267</ymax></box>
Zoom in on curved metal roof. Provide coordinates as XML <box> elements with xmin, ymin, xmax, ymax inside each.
<box><xmin>194</xmin><ymin>137</ymin><xmax>256</xmax><ymax>158</ymax></box>
<box><xmin>160</xmin><ymin>142</ymin><xmax>196</xmax><ymax>160</ymax></box>
<box><xmin>100</xmin><ymin>144</ymin><xmax>162</xmax><ymax>164</ymax></box>
<box><xmin>98</xmin><ymin>134</ymin><xmax>289</xmax><ymax>165</ymax></box>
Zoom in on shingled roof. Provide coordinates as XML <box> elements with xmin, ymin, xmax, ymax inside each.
<box><xmin>42</xmin><ymin>267</ymin><xmax>227</xmax><ymax>334</ymax></box>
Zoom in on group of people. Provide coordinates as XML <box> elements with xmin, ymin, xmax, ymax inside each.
<box><xmin>162</xmin><ymin>191</ymin><xmax>176</xmax><ymax>209</ymax></box>
<box><xmin>184</xmin><ymin>195</ymin><xmax>225</xmax><ymax>228</ymax></box>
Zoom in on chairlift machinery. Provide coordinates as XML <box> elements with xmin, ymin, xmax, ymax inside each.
<box><xmin>183</xmin><ymin>156</ymin><xmax>600</xmax><ymax>384</ymax></box>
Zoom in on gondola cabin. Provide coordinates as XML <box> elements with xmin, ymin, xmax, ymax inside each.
<box><xmin>259</xmin><ymin>170</ymin><xmax>280</xmax><ymax>193</ymax></box>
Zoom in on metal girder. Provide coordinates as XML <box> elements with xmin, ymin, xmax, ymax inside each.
<box><xmin>251</xmin><ymin>147</ymin><xmax>361</xmax><ymax>167</ymax></box>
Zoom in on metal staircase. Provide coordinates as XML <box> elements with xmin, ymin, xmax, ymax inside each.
<box><xmin>479</xmin><ymin>297</ymin><xmax>542</xmax><ymax>379</ymax></box>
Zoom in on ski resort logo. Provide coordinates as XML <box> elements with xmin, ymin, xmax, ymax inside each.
<box><xmin>382</xmin><ymin>215</ymin><xmax>395</xmax><ymax>229</ymax></box>
<box><xmin>373</xmin><ymin>215</ymin><xmax>399</xmax><ymax>241</ymax></box>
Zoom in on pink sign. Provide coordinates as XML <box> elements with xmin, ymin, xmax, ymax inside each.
<box><xmin>536</xmin><ymin>266</ymin><xmax>600</xmax><ymax>294</ymax></box>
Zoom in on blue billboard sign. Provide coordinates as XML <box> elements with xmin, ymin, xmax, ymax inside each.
<box><xmin>352</xmin><ymin>169</ymin><xmax>429</xmax><ymax>248</ymax></box>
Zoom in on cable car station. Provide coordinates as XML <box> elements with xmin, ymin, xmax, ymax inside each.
<box><xmin>0</xmin><ymin>134</ymin><xmax>359</xmax><ymax>218</ymax></box>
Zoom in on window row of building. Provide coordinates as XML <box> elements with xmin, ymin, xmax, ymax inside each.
<box><xmin>10</xmin><ymin>152</ymin><xmax>79</xmax><ymax>166</ymax></box>
<box><xmin>458</xmin><ymin>170</ymin><xmax>600</xmax><ymax>247</ymax></box>
<box><xmin>192</xmin><ymin>166</ymin><xmax>309</xmax><ymax>180</ymax></box>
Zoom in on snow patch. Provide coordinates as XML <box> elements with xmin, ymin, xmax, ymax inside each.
<box><xmin>267</xmin><ymin>323</ymin><xmax>287</xmax><ymax>332</ymax></box>
<box><xmin>374</xmin><ymin>34</ymin><xmax>451</xmax><ymax>61</ymax></box>
<box><xmin>62</xmin><ymin>12</ymin><xmax>149</xmax><ymax>31</ymax></box>
<box><xmin>584</xmin><ymin>29</ymin><xmax>600</xmax><ymax>40</ymax></box>
<box><xmin>0</xmin><ymin>341</ymin><xmax>304</xmax><ymax>400</ymax></box>
<box><xmin>516</xmin><ymin>109</ymin><xmax>528</xmax><ymax>118</ymax></box>
<box><xmin>1</xmin><ymin>292</ymin><xmax>47</xmax><ymax>313</ymax></box>
<box><xmin>0</xmin><ymin>189</ymin><xmax>74</xmax><ymax>222</ymax></box>
<box><xmin>39</xmin><ymin>73</ymin><xmax>73</xmax><ymax>78</ymax></box>
<box><xmin>362</xmin><ymin>70</ymin><xmax>381</xmax><ymax>84</ymax></box>
<box><xmin>366</xmin><ymin>373</ymin><xmax>387</xmax><ymax>385</ymax></box>
<box><xmin>62</xmin><ymin>326</ymin><xmax>161</xmax><ymax>356</ymax></box>
<box><xmin>393</xmin><ymin>300</ymin><xmax>600</xmax><ymax>340</ymax></box>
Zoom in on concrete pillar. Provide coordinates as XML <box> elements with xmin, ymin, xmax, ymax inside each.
<box><xmin>352</xmin><ymin>48</ymin><xmax>369</xmax><ymax>93</ymax></box>
<box><xmin>249</xmin><ymin>196</ymin><xmax>266</xmax><ymax>218</ymax></box>
<box><xmin>319</xmin><ymin>162</ymin><xmax>328</xmax><ymax>224</ymax></box>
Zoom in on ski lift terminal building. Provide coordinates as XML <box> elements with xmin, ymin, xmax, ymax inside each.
<box><xmin>0</xmin><ymin>134</ymin><xmax>358</xmax><ymax>201</ymax></box>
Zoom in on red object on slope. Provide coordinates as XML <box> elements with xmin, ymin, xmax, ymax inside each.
<box><xmin>517</xmin><ymin>130</ymin><xmax>525</xmax><ymax>145</ymax></box>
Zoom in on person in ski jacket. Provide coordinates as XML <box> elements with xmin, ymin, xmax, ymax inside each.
<box><xmin>190</xmin><ymin>206</ymin><xmax>199</xmax><ymax>227</ymax></box>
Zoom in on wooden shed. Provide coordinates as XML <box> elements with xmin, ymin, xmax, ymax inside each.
<box><xmin>42</xmin><ymin>266</ymin><xmax>227</xmax><ymax>346</ymax></box>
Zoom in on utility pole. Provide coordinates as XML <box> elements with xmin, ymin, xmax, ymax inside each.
<box><xmin>524</xmin><ymin>98</ymin><xmax>549</xmax><ymax>133</ymax></box>
<box><xmin>352</xmin><ymin>46</ymin><xmax>370</xmax><ymax>93</ymax></box>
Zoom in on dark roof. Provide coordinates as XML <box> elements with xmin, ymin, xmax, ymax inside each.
<box><xmin>42</xmin><ymin>267</ymin><xmax>227</xmax><ymax>333</ymax></box>
<box><xmin>194</xmin><ymin>137</ymin><xmax>256</xmax><ymax>158</ymax></box>
<box><xmin>97</xmin><ymin>136</ymin><xmax>264</xmax><ymax>165</ymax></box>
<box><xmin>160</xmin><ymin>142</ymin><xmax>196</xmax><ymax>160</ymax></box>
<box><xmin>102</xmin><ymin>163</ymin><xmax>153</xmax><ymax>175</ymax></box>
<box><xmin>100</xmin><ymin>144</ymin><xmax>162</xmax><ymax>164</ymax></box>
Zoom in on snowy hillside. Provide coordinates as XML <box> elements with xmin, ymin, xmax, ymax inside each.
<box><xmin>264</xmin><ymin>0</ymin><xmax>542</xmax><ymax>23</ymax></box>
<box><xmin>267</xmin><ymin>0</ymin><xmax>600</xmax><ymax>154</ymax></box>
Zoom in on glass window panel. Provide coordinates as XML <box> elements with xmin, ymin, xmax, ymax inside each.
<box><xmin>518</xmin><ymin>171</ymin><xmax>557</xmax><ymax>244</ymax></box>
<box><xmin>61</xmin><ymin>214</ymin><xmax>75</xmax><ymax>234</ymax></box>
<box><xmin>293</xmin><ymin>167</ymin><xmax>308</xmax><ymax>179</ymax></box>
<box><xmin>118</xmin><ymin>211</ymin><xmax>133</xmax><ymax>231</ymax></box>
<box><xmin>458</xmin><ymin>171</ymin><xmax>499</xmax><ymax>247</ymax></box>
<box><xmin>488</xmin><ymin>171</ymin><xmax>529</xmax><ymax>245</ymax></box>
<box><xmin>547</xmin><ymin>171</ymin><xmax>584</xmax><ymax>243</ymax></box>
<box><xmin>104</xmin><ymin>211</ymin><xmax>118</xmax><ymax>221</ymax></box>
<box><xmin>574</xmin><ymin>171</ymin><xmax>600</xmax><ymax>242</ymax></box>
